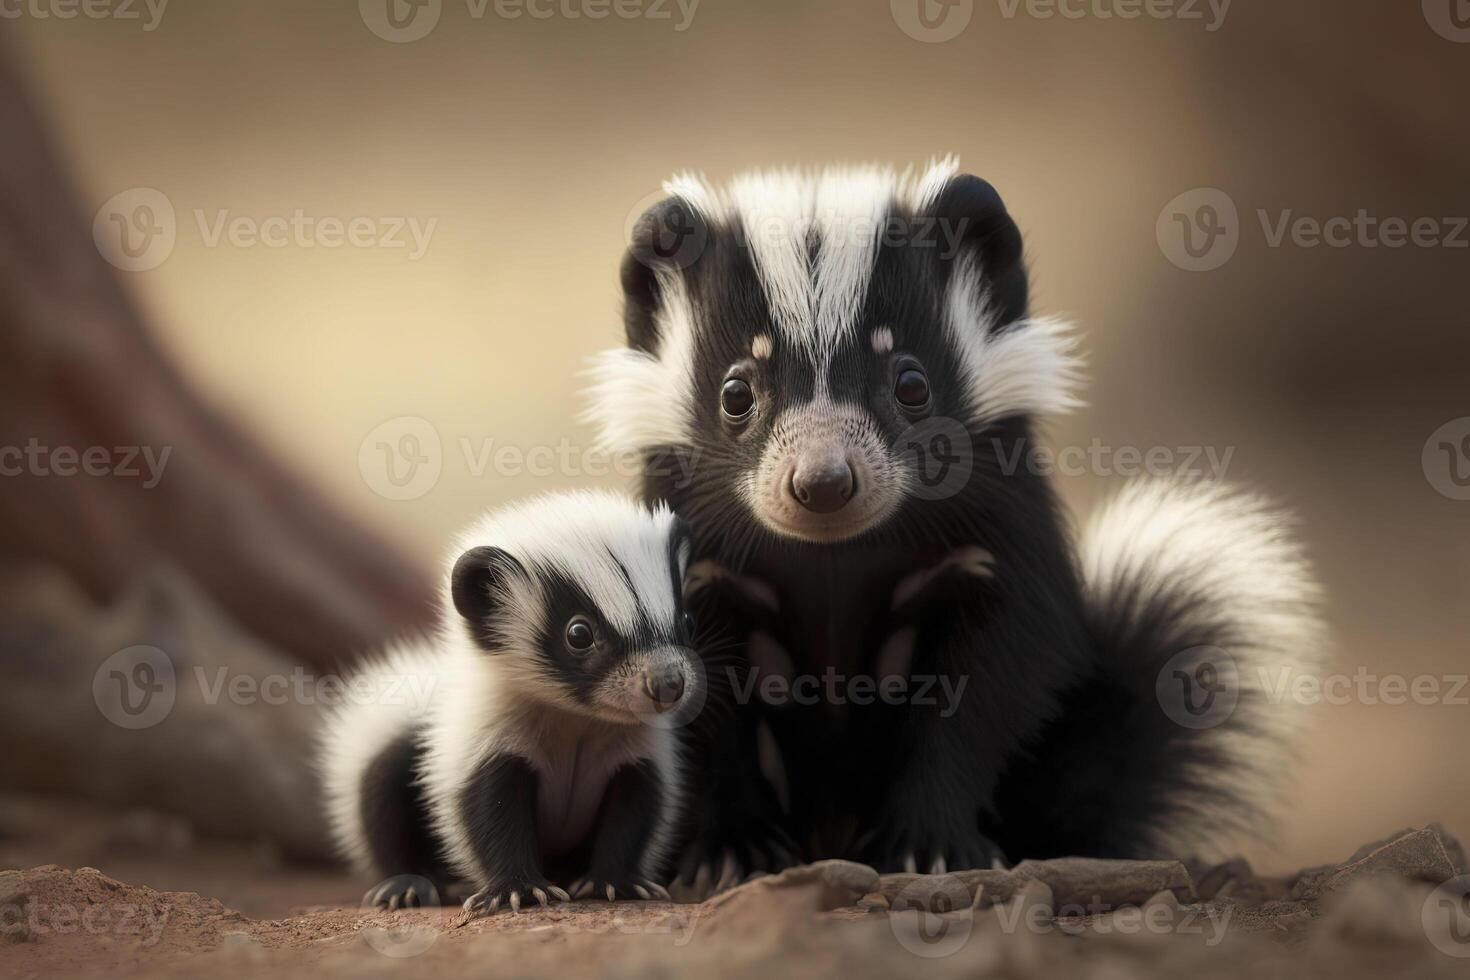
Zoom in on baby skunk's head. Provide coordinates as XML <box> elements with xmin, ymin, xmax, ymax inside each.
<box><xmin>587</xmin><ymin>158</ymin><xmax>1084</xmax><ymax>550</ymax></box>
<box><xmin>447</xmin><ymin>491</ymin><xmax>699</xmax><ymax>725</ymax></box>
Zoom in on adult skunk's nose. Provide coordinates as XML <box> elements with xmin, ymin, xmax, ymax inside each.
<box><xmin>790</xmin><ymin>452</ymin><xmax>854</xmax><ymax>514</ymax></box>
<box><xmin>642</xmin><ymin>665</ymin><xmax>685</xmax><ymax>711</ymax></box>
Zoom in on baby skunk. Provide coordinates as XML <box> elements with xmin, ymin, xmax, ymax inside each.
<box><xmin>586</xmin><ymin>158</ymin><xmax>1326</xmax><ymax>880</ymax></box>
<box><xmin>318</xmin><ymin>491</ymin><xmax>699</xmax><ymax>914</ymax></box>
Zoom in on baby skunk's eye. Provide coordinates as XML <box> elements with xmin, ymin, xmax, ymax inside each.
<box><xmin>681</xmin><ymin>611</ymin><xmax>695</xmax><ymax>637</ymax></box>
<box><xmin>894</xmin><ymin>366</ymin><xmax>931</xmax><ymax>409</ymax></box>
<box><xmin>565</xmin><ymin>617</ymin><xmax>596</xmax><ymax>652</ymax></box>
<box><xmin>721</xmin><ymin>377</ymin><xmax>755</xmax><ymax>421</ymax></box>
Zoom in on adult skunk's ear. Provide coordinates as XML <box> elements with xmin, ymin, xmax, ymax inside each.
<box><xmin>450</xmin><ymin>546</ymin><xmax>525</xmax><ymax>647</ymax></box>
<box><xmin>620</xmin><ymin>196</ymin><xmax>708</xmax><ymax>354</ymax></box>
<box><xmin>929</xmin><ymin>174</ymin><xmax>1028</xmax><ymax>330</ymax></box>
<box><xmin>669</xmin><ymin>515</ymin><xmax>695</xmax><ymax>580</ymax></box>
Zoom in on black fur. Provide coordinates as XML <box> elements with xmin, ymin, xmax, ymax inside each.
<box><xmin>358</xmin><ymin>729</ymin><xmax>454</xmax><ymax>904</ymax></box>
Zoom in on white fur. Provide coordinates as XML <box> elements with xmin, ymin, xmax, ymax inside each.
<box><xmin>583</xmin><ymin>271</ymin><xmax>698</xmax><ymax>454</ymax></box>
<box><xmin>1080</xmin><ymin>478</ymin><xmax>1327</xmax><ymax>854</ymax></box>
<box><xmin>944</xmin><ymin>255</ymin><xmax>1086</xmax><ymax>426</ymax></box>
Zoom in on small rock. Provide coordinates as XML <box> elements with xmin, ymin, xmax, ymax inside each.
<box><xmin>1010</xmin><ymin>858</ymin><xmax>1197</xmax><ymax>913</ymax></box>
<box><xmin>704</xmin><ymin>860</ymin><xmax>880</xmax><ymax>939</ymax></box>
<box><xmin>1428</xmin><ymin>823</ymin><xmax>1467</xmax><ymax>874</ymax></box>
<box><xmin>710</xmin><ymin>860</ymin><xmax>878</xmax><ymax>911</ymax></box>
<box><xmin>1300</xmin><ymin>829</ymin><xmax>1457</xmax><ymax>899</ymax></box>
<box><xmin>877</xmin><ymin>869</ymin><xmax>1016</xmax><ymax>908</ymax></box>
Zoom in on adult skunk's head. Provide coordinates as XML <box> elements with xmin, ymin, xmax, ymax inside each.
<box><xmin>447</xmin><ymin>491</ymin><xmax>700</xmax><ymax>725</ymax></box>
<box><xmin>586</xmin><ymin>158</ymin><xmax>1083</xmax><ymax>551</ymax></box>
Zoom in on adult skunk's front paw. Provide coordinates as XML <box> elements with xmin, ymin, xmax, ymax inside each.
<box><xmin>675</xmin><ymin>816</ymin><xmax>802</xmax><ymax>898</ymax></box>
<box><xmin>567</xmin><ymin>874</ymin><xmax>671</xmax><ymax>902</ymax></box>
<box><xmin>860</xmin><ymin>822</ymin><xmax>1007</xmax><ymax>876</ymax></box>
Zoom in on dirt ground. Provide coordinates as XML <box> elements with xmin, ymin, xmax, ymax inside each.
<box><xmin>4</xmin><ymin>793</ymin><xmax>1470</xmax><ymax>979</ymax></box>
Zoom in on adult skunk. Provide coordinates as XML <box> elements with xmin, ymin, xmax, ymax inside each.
<box><xmin>586</xmin><ymin>158</ymin><xmax>1324</xmax><ymax>885</ymax></box>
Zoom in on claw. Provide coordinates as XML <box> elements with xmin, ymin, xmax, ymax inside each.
<box><xmin>509</xmin><ymin>890</ymin><xmax>522</xmax><ymax>913</ymax></box>
<box><xmin>549</xmin><ymin>886</ymin><xmax>570</xmax><ymax>902</ymax></box>
<box><xmin>692</xmin><ymin>862</ymin><xmax>713</xmax><ymax>898</ymax></box>
<box><xmin>604</xmin><ymin>883</ymin><xmax>616</xmax><ymax>902</ymax></box>
<box><xmin>715</xmin><ymin>850</ymin><xmax>742</xmax><ymax>893</ymax></box>
<box><xmin>930</xmin><ymin>856</ymin><xmax>947</xmax><ymax>875</ymax></box>
<box><xmin>633</xmin><ymin>884</ymin><xmax>650</xmax><ymax>900</ymax></box>
<box><xmin>903</xmin><ymin>854</ymin><xmax>918</xmax><ymax>874</ymax></box>
<box><xmin>532</xmin><ymin>887</ymin><xmax>549</xmax><ymax>907</ymax></box>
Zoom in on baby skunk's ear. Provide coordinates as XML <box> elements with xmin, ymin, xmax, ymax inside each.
<box><xmin>620</xmin><ymin>196</ymin><xmax>707</xmax><ymax>354</ymax></box>
<box><xmin>451</xmin><ymin>546</ymin><xmax>525</xmax><ymax>640</ymax></box>
<box><xmin>929</xmin><ymin>174</ymin><xmax>1028</xmax><ymax>330</ymax></box>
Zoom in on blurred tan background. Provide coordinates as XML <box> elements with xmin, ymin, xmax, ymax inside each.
<box><xmin>5</xmin><ymin>0</ymin><xmax>1467</xmax><ymax>873</ymax></box>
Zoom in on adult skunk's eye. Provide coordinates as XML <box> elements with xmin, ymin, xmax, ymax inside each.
<box><xmin>721</xmin><ymin>378</ymin><xmax>755</xmax><ymax>420</ymax></box>
<box><xmin>895</xmin><ymin>367</ymin><xmax>930</xmax><ymax>409</ymax></box>
<box><xmin>565</xmin><ymin>617</ymin><xmax>596</xmax><ymax>652</ymax></box>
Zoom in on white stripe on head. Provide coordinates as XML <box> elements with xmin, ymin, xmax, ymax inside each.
<box><xmin>670</xmin><ymin>157</ymin><xmax>962</xmax><ymax>365</ymax></box>
<box><xmin>451</xmin><ymin>490</ymin><xmax>682</xmax><ymax>638</ymax></box>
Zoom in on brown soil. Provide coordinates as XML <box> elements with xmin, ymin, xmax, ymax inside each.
<box><xmin>3</xmin><ymin>794</ymin><xmax>1469</xmax><ymax>979</ymax></box>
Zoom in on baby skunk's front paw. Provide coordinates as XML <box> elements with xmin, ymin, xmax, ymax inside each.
<box><xmin>567</xmin><ymin>874</ymin><xmax>671</xmax><ymax>902</ymax></box>
<box><xmin>463</xmin><ymin>876</ymin><xmax>570</xmax><ymax>917</ymax></box>
<box><xmin>362</xmin><ymin>874</ymin><xmax>444</xmax><ymax>911</ymax></box>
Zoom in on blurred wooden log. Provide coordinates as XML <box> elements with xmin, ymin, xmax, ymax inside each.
<box><xmin>0</xmin><ymin>46</ymin><xmax>434</xmax><ymax>670</ymax></box>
